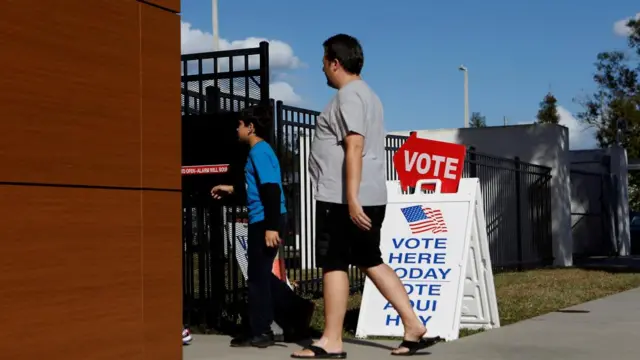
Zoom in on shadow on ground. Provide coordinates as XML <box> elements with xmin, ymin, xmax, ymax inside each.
<box><xmin>574</xmin><ymin>255</ymin><xmax>640</xmax><ymax>274</ymax></box>
<box><xmin>302</xmin><ymin>307</ymin><xmax>441</xmax><ymax>355</ymax></box>
<box><xmin>293</xmin><ymin>337</ymin><xmax>436</xmax><ymax>356</ymax></box>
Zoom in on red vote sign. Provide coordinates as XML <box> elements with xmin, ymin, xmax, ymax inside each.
<box><xmin>393</xmin><ymin>133</ymin><xmax>466</xmax><ymax>193</ymax></box>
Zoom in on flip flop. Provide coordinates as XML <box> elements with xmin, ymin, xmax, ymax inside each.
<box><xmin>291</xmin><ymin>345</ymin><xmax>347</xmax><ymax>359</ymax></box>
<box><xmin>390</xmin><ymin>339</ymin><xmax>429</xmax><ymax>356</ymax></box>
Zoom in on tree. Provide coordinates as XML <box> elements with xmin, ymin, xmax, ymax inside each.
<box><xmin>536</xmin><ymin>92</ymin><xmax>560</xmax><ymax>124</ymax></box>
<box><xmin>469</xmin><ymin>112</ymin><xmax>487</xmax><ymax>128</ymax></box>
<box><xmin>576</xmin><ymin>16</ymin><xmax>640</xmax><ymax>209</ymax></box>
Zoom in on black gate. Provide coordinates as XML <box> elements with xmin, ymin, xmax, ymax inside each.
<box><xmin>570</xmin><ymin>169</ymin><xmax>616</xmax><ymax>258</ymax></box>
<box><xmin>182</xmin><ymin>42</ymin><xmax>270</xmax><ymax>331</ymax></box>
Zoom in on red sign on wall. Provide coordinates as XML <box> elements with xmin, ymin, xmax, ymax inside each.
<box><xmin>392</xmin><ymin>133</ymin><xmax>466</xmax><ymax>193</ymax></box>
<box><xmin>181</xmin><ymin>164</ymin><xmax>229</xmax><ymax>175</ymax></box>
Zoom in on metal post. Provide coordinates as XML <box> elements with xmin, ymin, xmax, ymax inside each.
<box><xmin>212</xmin><ymin>0</ymin><xmax>220</xmax><ymax>73</ymax></box>
<box><xmin>276</xmin><ymin>100</ymin><xmax>284</xmax><ymax>158</ymax></box>
<box><xmin>212</xmin><ymin>0</ymin><xmax>220</xmax><ymax>51</ymax></box>
<box><xmin>459</xmin><ymin>65</ymin><xmax>469</xmax><ymax>128</ymax></box>
<box><xmin>205</xmin><ymin>86</ymin><xmax>220</xmax><ymax>114</ymax></box>
<box><xmin>464</xmin><ymin>70</ymin><xmax>469</xmax><ymax>128</ymax></box>
<box><xmin>268</xmin><ymin>98</ymin><xmax>276</xmax><ymax>145</ymax></box>
<box><xmin>259</xmin><ymin>41</ymin><xmax>270</xmax><ymax>106</ymax></box>
<box><xmin>182</xmin><ymin>207</ymin><xmax>193</xmax><ymax>327</ymax></box>
<box><xmin>514</xmin><ymin>156</ymin><xmax>523</xmax><ymax>270</ymax></box>
<box><xmin>468</xmin><ymin>146</ymin><xmax>477</xmax><ymax>178</ymax></box>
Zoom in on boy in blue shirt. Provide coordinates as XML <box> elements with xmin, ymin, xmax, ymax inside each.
<box><xmin>211</xmin><ymin>105</ymin><xmax>312</xmax><ymax>348</ymax></box>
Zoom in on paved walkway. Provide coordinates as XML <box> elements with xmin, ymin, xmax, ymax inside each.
<box><xmin>184</xmin><ymin>286</ymin><xmax>640</xmax><ymax>360</ymax></box>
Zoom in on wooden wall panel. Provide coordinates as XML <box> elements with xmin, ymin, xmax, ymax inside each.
<box><xmin>140</xmin><ymin>5</ymin><xmax>181</xmax><ymax>190</ymax></box>
<box><xmin>0</xmin><ymin>0</ymin><xmax>141</xmax><ymax>187</ymax></box>
<box><xmin>141</xmin><ymin>191</ymin><xmax>182</xmax><ymax>360</ymax></box>
<box><xmin>0</xmin><ymin>1</ymin><xmax>182</xmax><ymax>359</ymax></box>
<box><xmin>141</xmin><ymin>0</ymin><xmax>181</xmax><ymax>13</ymax></box>
<box><xmin>0</xmin><ymin>186</ymin><xmax>143</xmax><ymax>359</ymax></box>
<box><xmin>138</xmin><ymin>8</ymin><xmax>181</xmax><ymax>359</ymax></box>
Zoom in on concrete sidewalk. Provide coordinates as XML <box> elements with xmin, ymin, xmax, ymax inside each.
<box><xmin>184</xmin><ymin>286</ymin><xmax>640</xmax><ymax>359</ymax></box>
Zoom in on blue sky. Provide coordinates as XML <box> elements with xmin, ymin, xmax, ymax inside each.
<box><xmin>181</xmin><ymin>0</ymin><xmax>638</xmax><ymax>148</ymax></box>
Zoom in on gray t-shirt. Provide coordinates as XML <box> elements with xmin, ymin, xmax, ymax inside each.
<box><xmin>309</xmin><ymin>79</ymin><xmax>387</xmax><ymax>206</ymax></box>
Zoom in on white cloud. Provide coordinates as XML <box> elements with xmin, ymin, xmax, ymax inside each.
<box><xmin>613</xmin><ymin>13</ymin><xmax>640</xmax><ymax>37</ymax></box>
<box><xmin>557</xmin><ymin>106</ymin><xmax>597</xmax><ymax>150</ymax></box>
<box><xmin>521</xmin><ymin>106</ymin><xmax>597</xmax><ymax>150</ymax></box>
<box><xmin>181</xmin><ymin>21</ymin><xmax>303</xmax><ymax>104</ymax></box>
<box><xmin>181</xmin><ymin>22</ymin><xmax>302</xmax><ymax>70</ymax></box>
<box><xmin>270</xmin><ymin>82</ymin><xmax>302</xmax><ymax>105</ymax></box>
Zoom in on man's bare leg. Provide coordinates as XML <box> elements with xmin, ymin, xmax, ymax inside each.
<box><xmin>362</xmin><ymin>263</ymin><xmax>426</xmax><ymax>355</ymax></box>
<box><xmin>292</xmin><ymin>270</ymin><xmax>349</xmax><ymax>356</ymax></box>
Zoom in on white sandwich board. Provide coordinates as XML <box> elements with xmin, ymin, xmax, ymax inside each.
<box><xmin>355</xmin><ymin>178</ymin><xmax>500</xmax><ymax>341</ymax></box>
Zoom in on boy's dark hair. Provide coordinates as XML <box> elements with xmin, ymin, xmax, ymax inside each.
<box><xmin>323</xmin><ymin>34</ymin><xmax>364</xmax><ymax>75</ymax></box>
<box><xmin>239</xmin><ymin>104</ymin><xmax>273</xmax><ymax>139</ymax></box>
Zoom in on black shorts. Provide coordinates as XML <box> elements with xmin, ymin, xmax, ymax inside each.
<box><xmin>315</xmin><ymin>201</ymin><xmax>386</xmax><ymax>272</ymax></box>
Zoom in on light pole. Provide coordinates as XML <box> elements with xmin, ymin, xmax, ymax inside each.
<box><xmin>459</xmin><ymin>65</ymin><xmax>469</xmax><ymax>128</ymax></box>
<box><xmin>212</xmin><ymin>0</ymin><xmax>221</xmax><ymax>73</ymax></box>
<box><xmin>212</xmin><ymin>0</ymin><xmax>220</xmax><ymax>51</ymax></box>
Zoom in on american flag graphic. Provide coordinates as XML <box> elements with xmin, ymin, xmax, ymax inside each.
<box><xmin>400</xmin><ymin>205</ymin><xmax>448</xmax><ymax>234</ymax></box>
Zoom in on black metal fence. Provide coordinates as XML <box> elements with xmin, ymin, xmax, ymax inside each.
<box><xmin>182</xmin><ymin>43</ymin><xmax>270</xmax><ymax>330</ymax></box>
<box><xmin>181</xmin><ymin>42</ymin><xmax>269</xmax><ymax>115</ymax></box>
<box><xmin>464</xmin><ymin>148</ymin><xmax>553</xmax><ymax>270</ymax></box>
<box><xmin>181</xmin><ymin>47</ymin><xmax>554</xmax><ymax>329</ymax></box>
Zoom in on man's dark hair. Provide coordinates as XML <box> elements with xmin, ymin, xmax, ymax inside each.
<box><xmin>239</xmin><ymin>104</ymin><xmax>273</xmax><ymax>139</ymax></box>
<box><xmin>323</xmin><ymin>34</ymin><xmax>364</xmax><ymax>75</ymax></box>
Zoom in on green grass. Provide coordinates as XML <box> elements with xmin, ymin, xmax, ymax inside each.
<box><xmin>306</xmin><ymin>268</ymin><xmax>640</xmax><ymax>339</ymax></box>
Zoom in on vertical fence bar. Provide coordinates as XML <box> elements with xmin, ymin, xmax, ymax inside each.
<box><xmin>276</xmin><ymin>101</ymin><xmax>284</xmax><ymax>159</ymax></box>
<box><xmin>599</xmin><ymin>173</ymin><xmax>609</xmax><ymax>254</ymax></box>
<box><xmin>244</xmin><ymin>54</ymin><xmax>250</xmax><ymax>107</ymax></box>
<box><xmin>468</xmin><ymin>147</ymin><xmax>477</xmax><ymax>178</ymax></box>
<box><xmin>276</xmin><ymin>101</ymin><xmax>290</xmax><ymax>289</ymax></box>
<box><xmin>197</xmin><ymin>59</ymin><xmax>203</xmax><ymax>114</ymax></box>
<box><xmin>195</xmin><ymin>206</ymin><xmax>206</xmax><ymax>323</ymax></box>
<box><xmin>268</xmin><ymin>98</ymin><xmax>275</xmax><ymax>146</ymax></box>
<box><xmin>182</xmin><ymin>207</ymin><xmax>192</xmax><ymax>325</ymax></box>
<box><xmin>259</xmin><ymin>41</ymin><xmax>270</xmax><ymax>106</ymax></box>
<box><xmin>205</xmin><ymin>86</ymin><xmax>220</xmax><ymax>114</ymax></box>
<box><xmin>514</xmin><ymin>157</ymin><xmax>523</xmax><ymax>271</ymax></box>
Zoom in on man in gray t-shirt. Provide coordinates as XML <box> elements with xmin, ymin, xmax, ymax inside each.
<box><xmin>308</xmin><ymin>79</ymin><xmax>387</xmax><ymax>206</ymax></box>
<box><xmin>291</xmin><ymin>34</ymin><xmax>428</xmax><ymax>359</ymax></box>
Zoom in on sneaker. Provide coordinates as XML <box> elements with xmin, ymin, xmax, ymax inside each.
<box><xmin>182</xmin><ymin>328</ymin><xmax>193</xmax><ymax>345</ymax></box>
<box><xmin>250</xmin><ymin>332</ymin><xmax>275</xmax><ymax>348</ymax></box>
<box><xmin>229</xmin><ymin>334</ymin><xmax>251</xmax><ymax>347</ymax></box>
<box><xmin>230</xmin><ymin>332</ymin><xmax>274</xmax><ymax>348</ymax></box>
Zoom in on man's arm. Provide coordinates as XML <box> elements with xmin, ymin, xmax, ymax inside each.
<box><xmin>337</xmin><ymin>88</ymin><xmax>371</xmax><ymax>230</ymax></box>
<box><xmin>344</xmin><ymin>133</ymin><xmax>364</xmax><ymax>204</ymax></box>
<box><xmin>337</xmin><ymin>89</ymin><xmax>366</xmax><ymax>204</ymax></box>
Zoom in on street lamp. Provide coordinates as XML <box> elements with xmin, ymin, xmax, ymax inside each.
<box><xmin>212</xmin><ymin>0</ymin><xmax>220</xmax><ymax>51</ymax></box>
<box><xmin>212</xmin><ymin>0</ymin><xmax>221</xmax><ymax>73</ymax></box>
<box><xmin>458</xmin><ymin>65</ymin><xmax>469</xmax><ymax>128</ymax></box>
